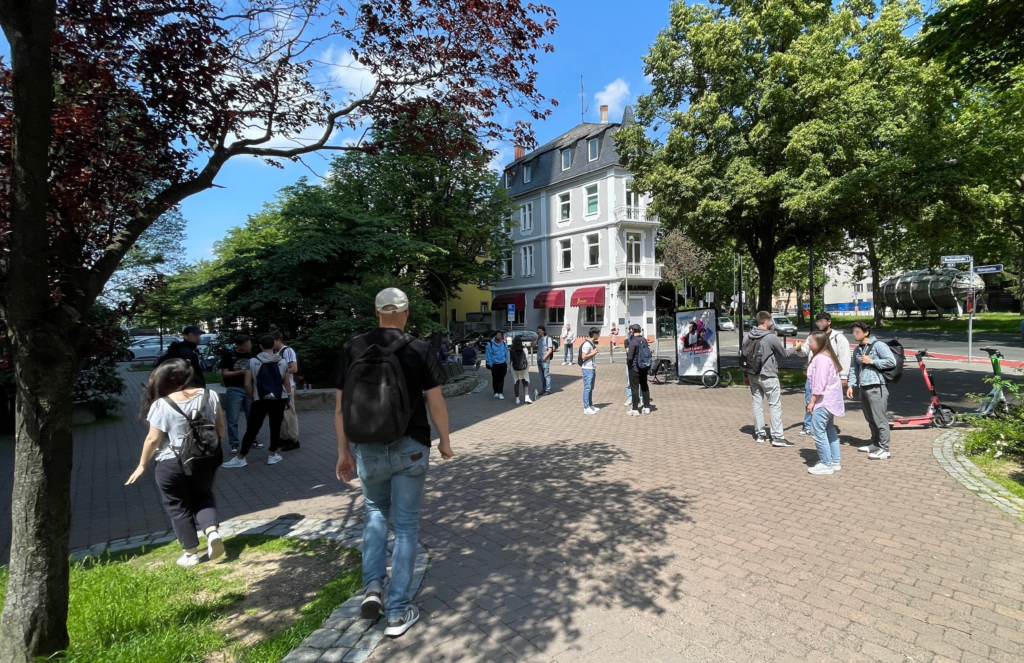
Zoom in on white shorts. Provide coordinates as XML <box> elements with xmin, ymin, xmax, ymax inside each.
<box><xmin>512</xmin><ymin>369</ymin><xmax>530</xmax><ymax>382</ymax></box>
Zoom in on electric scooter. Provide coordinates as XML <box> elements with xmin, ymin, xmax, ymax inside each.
<box><xmin>888</xmin><ymin>350</ymin><xmax>955</xmax><ymax>429</ymax></box>
<box><xmin>954</xmin><ymin>347</ymin><xmax>1009</xmax><ymax>421</ymax></box>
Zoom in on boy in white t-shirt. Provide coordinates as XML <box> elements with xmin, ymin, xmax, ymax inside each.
<box><xmin>222</xmin><ymin>335</ymin><xmax>290</xmax><ymax>468</ymax></box>
<box><xmin>270</xmin><ymin>331</ymin><xmax>300</xmax><ymax>451</ymax></box>
<box><xmin>580</xmin><ymin>327</ymin><xmax>601</xmax><ymax>414</ymax></box>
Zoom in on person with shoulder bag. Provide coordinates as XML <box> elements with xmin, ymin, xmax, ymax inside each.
<box><xmin>510</xmin><ymin>335</ymin><xmax>532</xmax><ymax>404</ymax></box>
<box><xmin>332</xmin><ymin>288</ymin><xmax>454</xmax><ymax>639</ymax></box>
<box><xmin>625</xmin><ymin>324</ymin><xmax>653</xmax><ymax>416</ymax></box>
<box><xmin>126</xmin><ymin>359</ymin><xmax>226</xmax><ymax>568</ymax></box>
<box><xmin>848</xmin><ymin>321</ymin><xmax>897</xmax><ymax>460</ymax></box>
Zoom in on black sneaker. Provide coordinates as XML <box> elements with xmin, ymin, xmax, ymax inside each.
<box><xmin>279</xmin><ymin>440</ymin><xmax>301</xmax><ymax>452</ymax></box>
<box><xmin>384</xmin><ymin>605</ymin><xmax>420</xmax><ymax>638</ymax></box>
<box><xmin>771</xmin><ymin>438</ymin><xmax>794</xmax><ymax>448</ymax></box>
<box><xmin>360</xmin><ymin>581</ymin><xmax>383</xmax><ymax>619</ymax></box>
<box><xmin>250</xmin><ymin>441</ymin><xmax>264</xmax><ymax>449</ymax></box>
<box><xmin>797</xmin><ymin>428</ymin><xmax>810</xmax><ymax>437</ymax></box>
<box><xmin>229</xmin><ymin>445</ymin><xmax>239</xmax><ymax>454</ymax></box>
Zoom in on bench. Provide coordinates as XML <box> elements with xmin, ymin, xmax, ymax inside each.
<box><xmin>443</xmin><ymin>362</ymin><xmax>477</xmax><ymax>384</ymax></box>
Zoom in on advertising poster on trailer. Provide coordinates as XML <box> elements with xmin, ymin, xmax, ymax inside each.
<box><xmin>676</xmin><ymin>309</ymin><xmax>719</xmax><ymax>377</ymax></box>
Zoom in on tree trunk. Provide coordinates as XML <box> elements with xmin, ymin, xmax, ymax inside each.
<box><xmin>753</xmin><ymin>251</ymin><xmax>777</xmax><ymax>313</ymax></box>
<box><xmin>865</xmin><ymin>236</ymin><xmax>884</xmax><ymax>328</ymax></box>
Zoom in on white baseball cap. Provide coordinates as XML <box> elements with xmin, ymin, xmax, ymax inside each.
<box><xmin>375</xmin><ymin>287</ymin><xmax>409</xmax><ymax>313</ymax></box>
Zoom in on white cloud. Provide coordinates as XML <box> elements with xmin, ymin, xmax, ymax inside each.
<box><xmin>594</xmin><ymin>78</ymin><xmax>631</xmax><ymax>120</ymax></box>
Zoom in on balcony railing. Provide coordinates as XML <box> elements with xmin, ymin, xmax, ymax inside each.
<box><xmin>615</xmin><ymin>262</ymin><xmax>662</xmax><ymax>279</ymax></box>
<box><xmin>613</xmin><ymin>205</ymin><xmax>658</xmax><ymax>223</ymax></box>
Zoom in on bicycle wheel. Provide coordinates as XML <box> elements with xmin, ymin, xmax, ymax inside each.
<box><xmin>717</xmin><ymin>368</ymin><xmax>733</xmax><ymax>387</ymax></box>
<box><xmin>701</xmin><ymin>370</ymin><xmax>719</xmax><ymax>388</ymax></box>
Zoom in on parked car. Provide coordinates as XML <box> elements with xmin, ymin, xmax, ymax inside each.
<box><xmin>199</xmin><ymin>333</ymin><xmax>217</xmax><ymax>346</ymax></box>
<box><xmin>718</xmin><ymin>317</ymin><xmax>736</xmax><ymax>332</ymax></box>
<box><xmin>503</xmin><ymin>330</ymin><xmax>538</xmax><ymax>348</ymax></box>
<box><xmin>742</xmin><ymin>317</ymin><xmax>757</xmax><ymax>331</ymax></box>
<box><xmin>772</xmin><ymin>314</ymin><xmax>798</xmax><ymax>336</ymax></box>
<box><xmin>123</xmin><ymin>337</ymin><xmax>181</xmax><ymax>361</ymax></box>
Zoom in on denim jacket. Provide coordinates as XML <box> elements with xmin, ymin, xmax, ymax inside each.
<box><xmin>849</xmin><ymin>338</ymin><xmax>896</xmax><ymax>388</ymax></box>
<box><xmin>485</xmin><ymin>339</ymin><xmax>508</xmax><ymax>366</ymax></box>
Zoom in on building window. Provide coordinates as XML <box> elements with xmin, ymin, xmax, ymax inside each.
<box><xmin>523</xmin><ymin>162</ymin><xmax>532</xmax><ymax>184</ymax></box>
<box><xmin>561</xmin><ymin>148</ymin><xmax>572</xmax><ymax>171</ymax></box>
<box><xmin>586</xmin><ymin>233</ymin><xmax>600</xmax><ymax>268</ymax></box>
<box><xmin>585</xmin><ymin>184</ymin><xmax>599</xmax><ymax>216</ymax></box>
<box><xmin>451</xmin><ymin>308</ymin><xmax>457</xmax><ymax>322</ymax></box>
<box><xmin>480</xmin><ymin>302</ymin><xmax>489</xmax><ymax>313</ymax></box>
<box><xmin>501</xmin><ymin>251</ymin><xmax>513</xmax><ymax>279</ymax></box>
<box><xmin>626</xmin><ymin>232</ymin><xmax>641</xmax><ymax>265</ymax></box>
<box><xmin>521</xmin><ymin>202</ymin><xmax>533</xmax><ymax>233</ymax></box>
<box><xmin>559</xmin><ymin>238</ymin><xmax>572</xmax><ymax>271</ymax></box>
<box><xmin>505</xmin><ymin>171</ymin><xmax>513</xmax><ymax>188</ymax></box>
<box><xmin>585</xmin><ymin>305</ymin><xmax>605</xmax><ymax>325</ymax></box>
<box><xmin>548</xmin><ymin>307</ymin><xmax>565</xmax><ymax>324</ymax></box>
<box><xmin>520</xmin><ymin>245</ymin><xmax>535</xmax><ymax>276</ymax></box>
<box><xmin>558</xmin><ymin>192</ymin><xmax>571</xmax><ymax>222</ymax></box>
<box><xmin>588</xmin><ymin>138</ymin><xmax>599</xmax><ymax>161</ymax></box>
<box><xmin>512</xmin><ymin>309</ymin><xmax>525</xmax><ymax>326</ymax></box>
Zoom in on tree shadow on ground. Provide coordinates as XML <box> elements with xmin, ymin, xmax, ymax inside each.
<box><xmin>408</xmin><ymin>439</ymin><xmax>694</xmax><ymax>659</ymax></box>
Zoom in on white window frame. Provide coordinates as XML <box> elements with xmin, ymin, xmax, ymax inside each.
<box><xmin>505</xmin><ymin>171</ymin><xmax>514</xmax><ymax>188</ymax></box>
<box><xmin>584</xmin><ymin>305</ymin><xmax>605</xmax><ymax>325</ymax></box>
<box><xmin>523</xmin><ymin>162</ymin><xmax>532</xmax><ymax>184</ymax></box>
<box><xmin>512</xmin><ymin>309</ymin><xmax>526</xmax><ymax>326</ymax></box>
<box><xmin>588</xmin><ymin>138</ymin><xmax>599</xmax><ymax>162</ymax></box>
<box><xmin>558</xmin><ymin>237</ymin><xmax>573</xmax><ymax>272</ymax></box>
<box><xmin>520</xmin><ymin>244</ymin><xmax>535</xmax><ymax>277</ymax></box>
<box><xmin>557</xmin><ymin>191</ymin><xmax>571</xmax><ymax>225</ymax></box>
<box><xmin>625</xmin><ymin>230</ymin><xmax>643</xmax><ymax>265</ymax></box>
<box><xmin>584</xmin><ymin>183</ymin><xmax>599</xmax><ymax>217</ymax></box>
<box><xmin>561</xmin><ymin>148</ymin><xmax>572</xmax><ymax>171</ymax></box>
<box><xmin>501</xmin><ymin>251</ymin><xmax>513</xmax><ymax>279</ymax></box>
<box><xmin>585</xmin><ymin>232</ymin><xmax>601</xmax><ymax>269</ymax></box>
<box><xmin>520</xmin><ymin>202</ymin><xmax>533</xmax><ymax>234</ymax></box>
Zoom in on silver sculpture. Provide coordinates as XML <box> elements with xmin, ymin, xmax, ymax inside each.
<box><xmin>878</xmin><ymin>268</ymin><xmax>985</xmax><ymax>315</ymax></box>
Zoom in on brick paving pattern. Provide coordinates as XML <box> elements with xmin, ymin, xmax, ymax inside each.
<box><xmin>3</xmin><ymin>363</ymin><xmax>1024</xmax><ymax>662</ymax></box>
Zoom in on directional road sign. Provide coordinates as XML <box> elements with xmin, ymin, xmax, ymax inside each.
<box><xmin>941</xmin><ymin>254</ymin><xmax>972</xmax><ymax>264</ymax></box>
<box><xmin>974</xmin><ymin>264</ymin><xmax>1003</xmax><ymax>274</ymax></box>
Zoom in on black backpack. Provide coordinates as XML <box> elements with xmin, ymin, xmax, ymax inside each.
<box><xmin>162</xmin><ymin>390</ymin><xmax>222</xmax><ymax>475</ymax></box>
<box><xmin>578</xmin><ymin>340</ymin><xmax>591</xmax><ymax>366</ymax></box>
<box><xmin>342</xmin><ymin>333</ymin><xmax>415</xmax><ymax>444</ymax></box>
<box><xmin>636</xmin><ymin>338</ymin><xmax>653</xmax><ymax>370</ymax></box>
<box><xmin>870</xmin><ymin>338</ymin><xmax>905</xmax><ymax>384</ymax></box>
<box><xmin>511</xmin><ymin>348</ymin><xmax>528</xmax><ymax>371</ymax></box>
<box><xmin>739</xmin><ymin>335</ymin><xmax>766</xmax><ymax>375</ymax></box>
<box><xmin>253</xmin><ymin>356</ymin><xmax>286</xmax><ymax>399</ymax></box>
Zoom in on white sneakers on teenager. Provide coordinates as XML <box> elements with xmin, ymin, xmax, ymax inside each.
<box><xmin>642</xmin><ymin>407</ymin><xmax>651</xmax><ymax>415</ymax></box>
<box><xmin>222</xmin><ymin>457</ymin><xmax>247</xmax><ymax>468</ymax></box>
<box><xmin>516</xmin><ymin>397</ymin><xmax>521</xmax><ymax>404</ymax></box>
<box><xmin>858</xmin><ymin>444</ymin><xmax>880</xmax><ymax>453</ymax></box>
<box><xmin>584</xmin><ymin>407</ymin><xmax>598</xmax><ymax>415</ymax></box>
<box><xmin>808</xmin><ymin>463</ymin><xmax>834</xmax><ymax>475</ymax></box>
<box><xmin>627</xmin><ymin>409</ymin><xmax>640</xmax><ymax>417</ymax></box>
<box><xmin>525</xmin><ymin>395</ymin><xmax>532</xmax><ymax>404</ymax></box>
<box><xmin>268</xmin><ymin>453</ymin><xmax>283</xmax><ymax>465</ymax></box>
<box><xmin>207</xmin><ymin>531</ymin><xmax>225</xmax><ymax>561</ymax></box>
<box><xmin>830</xmin><ymin>463</ymin><xmax>841</xmax><ymax>471</ymax></box>
<box><xmin>497</xmin><ymin>393</ymin><xmax>505</xmax><ymax>400</ymax></box>
<box><xmin>384</xmin><ymin>605</ymin><xmax>420</xmax><ymax>638</ymax></box>
<box><xmin>868</xmin><ymin>449</ymin><xmax>891</xmax><ymax>460</ymax></box>
<box><xmin>177</xmin><ymin>552</ymin><xmax>199</xmax><ymax>567</ymax></box>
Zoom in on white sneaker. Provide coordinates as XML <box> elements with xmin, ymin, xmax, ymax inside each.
<box><xmin>798</xmin><ymin>428</ymin><xmax>810</xmax><ymax>437</ymax></box>
<box><xmin>858</xmin><ymin>444</ymin><xmax>880</xmax><ymax>453</ymax></box>
<box><xmin>624</xmin><ymin>400</ymin><xmax>633</xmax><ymax>407</ymax></box>
<box><xmin>222</xmin><ymin>457</ymin><xmax>247</xmax><ymax>468</ymax></box>
<box><xmin>498</xmin><ymin>393</ymin><xmax>504</xmax><ymax>400</ymax></box>
<box><xmin>584</xmin><ymin>407</ymin><xmax>598</xmax><ymax>414</ymax></box>
<box><xmin>627</xmin><ymin>409</ymin><xmax>640</xmax><ymax>417</ymax></box>
<box><xmin>384</xmin><ymin>605</ymin><xmax>420</xmax><ymax>638</ymax></box>
<box><xmin>642</xmin><ymin>407</ymin><xmax>651</xmax><ymax>415</ymax></box>
<box><xmin>808</xmin><ymin>463</ymin><xmax>834</xmax><ymax>475</ymax></box>
<box><xmin>493</xmin><ymin>393</ymin><xmax>500</xmax><ymax>399</ymax></box>
<box><xmin>268</xmin><ymin>453</ymin><xmax>283</xmax><ymax>465</ymax></box>
<box><xmin>516</xmin><ymin>397</ymin><xmax>521</xmax><ymax>404</ymax></box>
<box><xmin>525</xmin><ymin>395</ymin><xmax>532</xmax><ymax>403</ymax></box>
<box><xmin>868</xmin><ymin>449</ymin><xmax>891</xmax><ymax>460</ymax></box>
<box><xmin>561</xmin><ymin>362</ymin><xmax>568</xmax><ymax>366</ymax></box>
<box><xmin>177</xmin><ymin>552</ymin><xmax>199</xmax><ymax>567</ymax></box>
<box><xmin>830</xmin><ymin>463</ymin><xmax>841</xmax><ymax>471</ymax></box>
<box><xmin>207</xmin><ymin>532</ymin><xmax>225</xmax><ymax>561</ymax></box>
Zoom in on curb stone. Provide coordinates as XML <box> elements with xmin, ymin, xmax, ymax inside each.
<box><xmin>69</xmin><ymin>516</ymin><xmax>429</xmax><ymax>663</ymax></box>
<box><xmin>933</xmin><ymin>429</ymin><xmax>1024</xmax><ymax>520</ymax></box>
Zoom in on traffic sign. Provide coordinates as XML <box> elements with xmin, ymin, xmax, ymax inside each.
<box><xmin>974</xmin><ymin>264</ymin><xmax>1003</xmax><ymax>274</ymax></box>
<box><xmin>506</xmin><ymin>303</ymin><xmax>515</xmax><ymax>322</ymax></box>
<box><xmin>941</xmin><ymin>254</ymin><xmax>971</xmax><ymax>264</ymax></box>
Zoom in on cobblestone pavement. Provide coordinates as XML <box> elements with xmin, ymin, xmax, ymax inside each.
<box><xmin>4</xmin><ymin>364</ymin><xmax>1024</xmax><ymax>662</ymax></box>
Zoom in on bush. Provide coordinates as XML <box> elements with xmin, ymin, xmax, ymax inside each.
<box><xmin>963</xmin><ymin>376</ymin><xmax>1024</xmax><ymax>458</ymax></box>
<box><xmin>73</xmin><ymin>305</ymin><xmax>130</xmax><ymax>411</ymax></box>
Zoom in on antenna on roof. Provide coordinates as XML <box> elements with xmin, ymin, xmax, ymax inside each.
<box><xmin>580</xmin><ymin>75</ymin><xmax>589</xmax><ymax>124</ymax></box>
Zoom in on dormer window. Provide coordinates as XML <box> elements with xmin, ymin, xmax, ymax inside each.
<box><xmin>505</xmin><ymin>171</ymin><xmax>514</xmax><ymax>188</ymax></box>
<box><xmin>588</xmin><ymin>138</ymin><xmax>599</xmax><ymax>161</ymax></box>
<box><xmin>561</xmin><ymin>148</ymin><xmax>572</xmax><ymax>171</ymax></box>
<box><xmin>523</xmin><ymin>162</ymin><xmax>532</xmax><ymax>184</ymax></box>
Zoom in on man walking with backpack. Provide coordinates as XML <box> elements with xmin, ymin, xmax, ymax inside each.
<box><xmin>743</xmin><ymin>312</ymin><xmax>797</xmax><ymax>446</ymax></box>
<box><xmin>332</xmin><ymin>287</ymin><xmax>454</xmax><ymax>639</ymax></box>
<box><xmin>847</xmin><ymin>321</ymin><xmax>897</xmax><ymax>460</ymax></box>
<box><xmin>221</xmin><ymin>335</ymin><xmax>290</xmax><ymax>468</ymax></box>
<box><xmin>625</xmin><ymin>324</ymin><xmax>652</xmax><ymax>415</ymax></box>
<box><xmin>580</xmin><ymin>327</ymin><xmax>600</xmax><ymax>414</ymax></box>
<box><xmin>270</xmin><ymin>331</ymin><xmax>300</xmax><ymax>452</ymax></box>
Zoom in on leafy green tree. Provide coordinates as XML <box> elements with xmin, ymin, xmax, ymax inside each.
<box><xmin>919</xmin><ymin>0</ymin><xmax>1024</xmax><ymax>90</ymax></box>
<box><xmin>657</xmin><ymin>229</ymin><xmax>709</xmax><ymax>308</ymax></box>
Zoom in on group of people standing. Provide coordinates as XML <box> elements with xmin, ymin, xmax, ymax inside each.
<box><xmin>745</xmin><ymin>311</ymin><xmax>897</xmax><ymax>475</ymax></box>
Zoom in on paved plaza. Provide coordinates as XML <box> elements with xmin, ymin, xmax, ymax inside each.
<box><xmin>3</xmin><ymin>362</ymin><xmax>1024</xmax><ymax>662</ymax></box>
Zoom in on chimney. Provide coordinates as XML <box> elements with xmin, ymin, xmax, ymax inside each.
<box><xmin>600</xmin><ymin>105</ymin><xmax>609</xmax><ymax>123</ymax></box>
<box><xmin>514</xmin><ymin>145</ymin><xmax>525</xmax><ymax>160</ymax></box>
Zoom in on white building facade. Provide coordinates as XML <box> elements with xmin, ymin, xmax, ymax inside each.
<box><xmin>824</xmin><ymin>254</ymin><xmax>874</xmax><ymax>316</ymax></box>
<box><xmin>491</xmin><ymin>106</ymin><xmax>662</xmax><ymax>343</ymax></box>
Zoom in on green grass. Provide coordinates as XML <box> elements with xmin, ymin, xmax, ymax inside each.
<box><xmin>721</xmin><ymin>367</ymin><xmax>806</xmax><ymax>388</ymax></box>
<box><xmin>838</xmin><ymin>312</ymin><xmax>1022</xmax><ymax>334</ymax></box>
<box><xmin>127</xmin><ymin>362</ymin><xmax>155</xmax><ymax>372</ymax></box>
<box><xmin>0</xmin><ymin>535</ymin><xmax>359</xmax><ymax>663</ymax></box>
<box><xmin>966</xmin><ymin>454</ymin><xmax>1024</xmax><ymax>502</ymax></box>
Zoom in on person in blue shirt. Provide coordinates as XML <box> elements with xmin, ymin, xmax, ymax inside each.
<box><xmin>484</xmin><ymin>331</ymin><xmax>509</xmax><ymax>400</ymax></box>
<box><xmin>847</xmin><ymin>321</ymin><xmax>897</xmax><ymax>460</ymax></box>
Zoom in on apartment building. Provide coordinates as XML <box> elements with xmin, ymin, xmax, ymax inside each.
<box><xmin>491</xmin><ymin>105</ymin><xmax>662</xmax><ymax>343</ymax></box>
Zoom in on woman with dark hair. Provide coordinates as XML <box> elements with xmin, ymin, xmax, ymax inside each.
<box><xmin>126</xmin><ymin>359</ymin><xmax>226</xmax><ymax>567</ymax></box>
<box><xmin>484</xmin><ymin>330</ymin><xmax>509</xmax><ymax>399</ymax></box>
<box><xmin>509</xmin><ymin>335</ymin><xmax>532</xmax><ymax>404</ymax></box>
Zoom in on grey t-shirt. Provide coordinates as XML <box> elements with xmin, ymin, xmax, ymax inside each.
<box><xmin>147</xmin><ymin>390</ymin><xmax>220</xmax><ymax>462</ymax></box>
<box><xmin>581</xmin><ymin>339</ymin><xmax>597</xmax><ymax>370</ymax></box>
<box><xmin>536</xmin><ymin>335</ymin><xmax>553</xmax><ymax>360</ymax></box>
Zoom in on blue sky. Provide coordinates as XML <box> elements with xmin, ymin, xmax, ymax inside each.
<box><xmin>176</xmin><ymin>0</ymin><xmax>673</xmax><ymax>260</ymax></box>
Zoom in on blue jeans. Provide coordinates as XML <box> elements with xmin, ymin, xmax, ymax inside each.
<box><xmin>810</xmin><ymin>406</ymin><xmax>840</xmax><ymax>465</ymax></box>
<box><xmin>625</xmin><ymin>365</ymin><xmax>632</xmax><ymax>400</ymax></box>
<box><xmin>564</xmin><ymin>343</ymin><xmax>574</xmax><ymax>363</ymax></box>
<box><xmin>223</xmin><ymin>387</ymin><xmax>251</xmax><ymax>449</ymax></box>
<box><xmin>803</xmin><ymin>379</ymin><xmax>812</xmax><ymax>431</ymax></box>
<box><xmin>354</xmin><ymin>436</ymin><xmax>428</xmax><ymax>618</ymax></box>
<box><xmin>582</xmin><ymin>368</ymin><xmax>595</xmax><ymax>409</ymax></box>
<box><xmin>537</xmin><ymin>360</ymin><xmax>551</xmax><ymax>393</ymax></box>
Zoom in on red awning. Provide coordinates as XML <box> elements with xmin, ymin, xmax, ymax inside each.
<box><xmin>491</xmin><ymin>292</ymin><xmax>526</xmax><ymax>310</ymax></box>
<box><xmin>571</xmin><ymin>286</ymin><xmax>605</xmax><ymax>307</ymax></box>
<box><xmin>533</xmin><ymin>290</ymin><xmax>565</xmax><ymax>309</ymax></box>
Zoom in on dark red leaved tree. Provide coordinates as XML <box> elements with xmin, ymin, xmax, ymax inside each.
<box><xmin>0</xmin><ymin>1</ymin><xmax>556</xmax><ymax>660</ymax></box>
